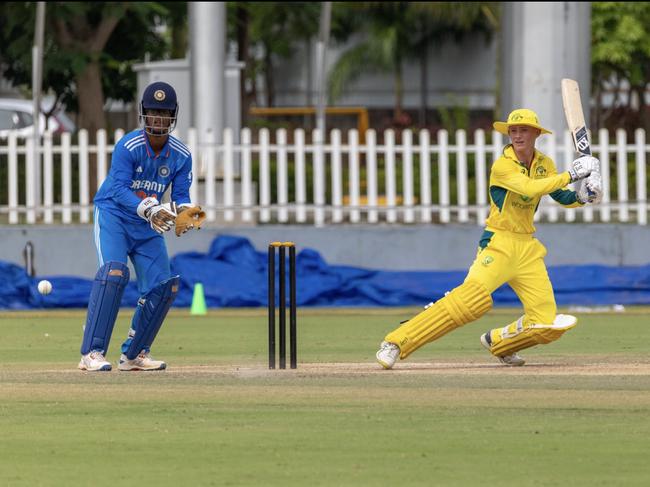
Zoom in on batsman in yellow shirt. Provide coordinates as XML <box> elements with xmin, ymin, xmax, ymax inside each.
<box><xmin>376</xmin><ymin>108</ymin><xmax>603</xmax><ymax>368</ymax></box>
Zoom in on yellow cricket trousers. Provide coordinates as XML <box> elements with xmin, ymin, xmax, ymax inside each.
<box><xmin>465</xmin><ymin>229</ymin><xmax>556</xmax><ymax>325</ymax></box>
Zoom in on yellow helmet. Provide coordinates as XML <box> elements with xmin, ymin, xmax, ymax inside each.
<box><xmin>493</xmin><ymin>108</ymin><xmax>552</xmax><ymax>135</ymax></box>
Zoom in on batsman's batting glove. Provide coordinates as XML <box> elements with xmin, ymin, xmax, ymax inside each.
<box><xmin>568</xmin><ymin>155</ymin><xmax>598</xmax><ymax>183</ymax></box>
<box><xmin>577</xmin><ymin>171</ymin><xmax>603</xmax><ymax>204</ymax></box>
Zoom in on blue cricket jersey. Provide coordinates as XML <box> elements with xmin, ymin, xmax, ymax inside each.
<box><xmin>94</xmin><ymin>129</ymin><xmax>193</xmax><ymax>223</ymax></box>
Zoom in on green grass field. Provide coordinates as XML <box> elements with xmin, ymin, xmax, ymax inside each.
<box><xmin>1</xmin><ymin>307</ymin><xmax>650</xmax><ymax>486</ymax></box>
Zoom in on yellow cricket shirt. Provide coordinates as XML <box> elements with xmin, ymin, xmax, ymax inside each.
<box><xmin>482</xmin><ymin>145</ymin><xmax>582</xmax><ymax>238</ymax></box>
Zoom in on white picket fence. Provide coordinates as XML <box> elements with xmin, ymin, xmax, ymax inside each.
<box><xmin>0</xmin><ymin>127</ymin><xmax>648</xmax><ymax>225</ymax></box>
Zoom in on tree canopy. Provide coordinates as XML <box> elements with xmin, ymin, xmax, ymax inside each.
<box><xmin>0</xmin><ymin>2</ymin><xmax>171</xmax><ymax>132</ymax></box>
<box><xmin>591</xmin><ymin>2</ymin><xmax>650</xmax><ymax>131</ymax></box>
<box><xmin>327</xmin><ymin>2</ymin><xmax>497</xmax><ymax>123</ymax></box>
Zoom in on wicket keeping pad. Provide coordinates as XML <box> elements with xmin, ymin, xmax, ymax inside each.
<box><xmin>80</xmin><ymin>261</ymin><xmax>130</xmax><ymax>355</ymax></box>
<box><xmin>486</xmin><ymin>314</ymin><xmax>578</xmax><ymax>357</ymax></box>
<box><xmin>385</xmin><ymin>280</ymin><xmax>492</xmax><ymax>359</ymax></box>
<box><xmin>123</xmin><ymin>276</ymin><xmax>180</xmax><ymax>359</ymax></box>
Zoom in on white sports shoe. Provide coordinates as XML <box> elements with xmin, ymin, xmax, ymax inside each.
<box><xmin>480</xmin><ymin>332</ymin><xmax>525</xmax><ymax>367</ymax></box>
<box><xmin>118</xmin><ymin>351</ymin><xmax>167</xmax><ymax>371</ymax></box>
<box><xmin>78</xmin><ymin>351</ymin><xmax>112</xmax><ymax>371</ymax></box>
<box><xmin>376</xmin><ymin>341</ymin><xmax>400</xmax><ymax>369</ymax></box>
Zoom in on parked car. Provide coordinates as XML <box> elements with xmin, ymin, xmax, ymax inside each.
<box><xmin>0</xmin><ymin>97</ymin><xmax>76</xmax><ymax>138</ymax></box>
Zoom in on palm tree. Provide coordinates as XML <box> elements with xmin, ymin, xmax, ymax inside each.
<box><xmin>328</xmin><ymin>2</ymin><xmax>498</xmax><ymax>124</ymax></box>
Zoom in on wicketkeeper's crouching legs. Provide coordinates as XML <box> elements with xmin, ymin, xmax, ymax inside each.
<box><xmin>79</xmin><ymin>262</ymin><xmax>130</xmax><ymax>371</ymax></box>
<box><xmin>384</xmin><ymin>280</ymin><xmax>493</xmax><ymax>359</ymax></box>
<box><xmin>118</xmin><ymin>276</ymin><xmax>180</xmax><ymax>371</ymax></box>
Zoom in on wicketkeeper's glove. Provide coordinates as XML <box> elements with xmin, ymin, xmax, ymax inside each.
<box><xmin>173</xmin><ymin>204</ymin><xmax>207</xmax><ymax>236</ymax></box>
<box><xmin>137</xmin><ymin>197</ymin><xmax>177</xmax><ymax>234</ymax></box>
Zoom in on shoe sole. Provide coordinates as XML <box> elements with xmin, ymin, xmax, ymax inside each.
<box><xmin>118</xmin><ymin>363</ymin><xmax>167</xmax><ymax>371</ymax></box>
<box><xmin>376</xmin><ymin>352</ymin><xmax>396</xmax><ymax>370</ymax></box>
<box><xmin>78</xmin><ymin>364</ymin><xmax>112</xmax><ymax>372</ymax></box>
<box><xmin>376</xmin><ymin>358</ymin><xmax>393</xmax><ymax>370</ymax></box>
<box><xmin>499</xmin><ymin>356</ymin><xmax>525</xmax><ymax>367</ymax></box>
<box><xmin>480</xmin><ymin>333</ymin><xmax>525</xmax><ymax>366</ymax></box>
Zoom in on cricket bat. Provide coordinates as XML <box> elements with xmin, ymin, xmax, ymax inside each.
<box><xmin>561</xmin><ymin>78</ymin><xmax>591</xmax><ymax>156</ymax></box>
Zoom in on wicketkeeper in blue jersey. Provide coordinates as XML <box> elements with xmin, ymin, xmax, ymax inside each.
<box><xmin>78</xmin><ymin>81</ymin><xmax>206</xmax><ymax>372</ymax></box>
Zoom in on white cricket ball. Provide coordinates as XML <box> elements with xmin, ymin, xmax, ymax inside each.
<box><xmin>37</xmin><ymin>280</ymin><xmax>52</xmax><ymax>295</ymax></box>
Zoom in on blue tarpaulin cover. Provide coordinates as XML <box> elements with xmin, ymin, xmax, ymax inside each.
<box><xmin>2</xmin><ymin>235</ymin><xmax>649</xmax><ymax>309</ymax></box>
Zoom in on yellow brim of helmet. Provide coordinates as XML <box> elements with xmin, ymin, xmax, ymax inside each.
<box><xmin>493</xmin><ymin>121</ymin><xmax>552</xmax><ymax>135</ymax></box>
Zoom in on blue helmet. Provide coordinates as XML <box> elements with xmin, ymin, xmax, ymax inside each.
<box><xmin>139</xmin><ymin>81</ymin><xmax>178</xmax><ymax>135</ymax></box>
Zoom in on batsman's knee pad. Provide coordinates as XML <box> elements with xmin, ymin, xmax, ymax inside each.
<box><xmin>385</xmin><ymin>280</ymin><xmax>492</xmax><ymax>359</ymax></box>
<box><xmin>124</xmin><ymin>276</ymin><xmax>179</xmax><ymax>359</ymax></box>
<box><xmin>488</xmin><ymin>314</ymin><xmax>578</xmax><ymax>357</ymax></box>
<box><xmin>81</xmin><ymin>261</ymin><xmax>130</xmax><ymax>354</ymax></box>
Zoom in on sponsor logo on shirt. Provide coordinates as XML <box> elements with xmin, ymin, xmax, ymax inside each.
<box><xmin>511</xmin><ymin>200</ymin><xmax>535</xmax><ymax>210</ymax></box>
<box><xmin>131</xmin><ymin>179</ymin><xmax>166</xmax><ymax>194</ymax></box>
<box><xmin>136</xmin><ymin>166</ymin><xmax>143</xmax><ymax>173</ymax></box>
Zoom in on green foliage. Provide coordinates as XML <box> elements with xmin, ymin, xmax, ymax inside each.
<box><xmin>228</xmin><ymin>2</ymin><xmax>320</xmax><ymax>107</ymax></box>
<box><xmin>0</xmin><ymin>2</ymin><xmax>171</xmax><ymax>115</ymax></box>
<box><xmin>591</xmin><ymin>2</ymin><xmax>650</xmax><ymax>130</ymax></box>
<box><xmin>327</xmin><ymin>2</ymin><xmax>497</xmax><ymax>119</ymax></box>
<box><xmin>592</xmin><ymin>2</ymin><xmax>650</xmax><ymax>86</ymax></box>
<box><xmin>437</xmin><ymin>94</ymin><xmax>471</xmax><ymax>134</ymax></box>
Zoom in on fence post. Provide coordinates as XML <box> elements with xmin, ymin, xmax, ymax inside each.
<box><xmin>474</xmin><ymin>129</ymin><xmax>487</xmax><ymax>224</ymax></box>
<box><xmin>61</xmin><ymin>133</ymin><xmax>72</xmax><ymax>224</ymax></box>
<box><xmin>330</xmin><ymin>129</ymin><xmax>343</xmax><ymax>222</ymax></box>
<box><xmin>348</xmin><ymin>129</ymin><xmax>360</xmax><ymax>223</ymax></box>
<box><xmin>418</xmin><ymin>129</ymin><xmax>432</xmax><ymax>223</ymax></box>
<box><xmin>544</xmin><ymin>133</ymin><xmax>559</xmax><ymax>222</ymax></box>
<box><xmin>96</xmin><ymin>129</ymin><xmax>107</xmax><ymax>192</ymax></box>
<box><xmin>294</xmin><ymin>129</ymin><xmax>307</xmax><ymax>223</ymax></box>
<box><xmin>276</xmin><ymin>128</ymin><xmax>288</xmax><ymax>223</ymax></box>
<box><xmin>616</xmin><ymin>129</ymin><xmax>629</xmax><ymax>222</ymax></box>
<box><xmin>402</xmin><ymin>129</ymin><xmax>414</xmax><ymax>223</ymax></box>
<box><xmin>8</xmin><ymin>132</ymin><xmax>18</xmax><ymax>224</ymax></box>
<box><xmin>187</xmin><ymin>128</ymin><xmax>199</xmax><ymax>205</ymax></box>
<box><xmin>43</xmin><ymin>132</ymin><xmax>53</xmax><ymax>223</ymax></box>
<box><xmin>366</xmin><ymin>129</ymin><xmax>378</xmax><ymax>223</ymax></box>
<box><xmin>25</xmin><ymin>136</ymin><xmax>36</xmax><ymax>223</ymax></box>
<box><xmin>223</xmin><ymin>127</ymin><xmax>235</xmax><ymax>222</ymax></box>
<box><xmin>204</xmin><ymin>129</ymin><xmax>217</xmax><ymax>222</ymax></box>
<box><xmin>438</xmin><ymin>129</ymin><xmax>450</xmax><ymax>223</ymax></box>
<box><xmin>456</xmin><ymin>129</ymin><xmax>468</xmax><ymax>223</ymax></box>
<box><xmin>312</xmin><ymin>128</ymin><xmax>326</xmax><ymax>226</ymax></box>
<box><xmin>385</xmin><ymin>129</ymin><xmax>397</xmax><ymax>223</ymax></box>
<box><xmin>635</xmin><ymin>128</ymin><xmax>647</xmax><ymax>225</ymax></box>
<box><xmin>259</xmin><ymin>128</ymin><xmax>271</xmax><ymax>222</ymax></box>
<box><xmin>240</xmin><ymin>128</ymin><xmax>253</xmax><ymax>223</ymax></box>
<box><xmin>78</xmin><ymin>129</ymin><xmax>89</xmax><ymax>223</ymax></box>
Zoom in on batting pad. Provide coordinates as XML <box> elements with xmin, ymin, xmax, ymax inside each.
<box><xmin>385</xmin><ymin>280</ymin><xmax>492</xmax><ymax>359</ymax></box>
<box><xmin>489</xmin><ymin>314</ymin><xmax>578</xmax><ymax>357</ymax></box>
